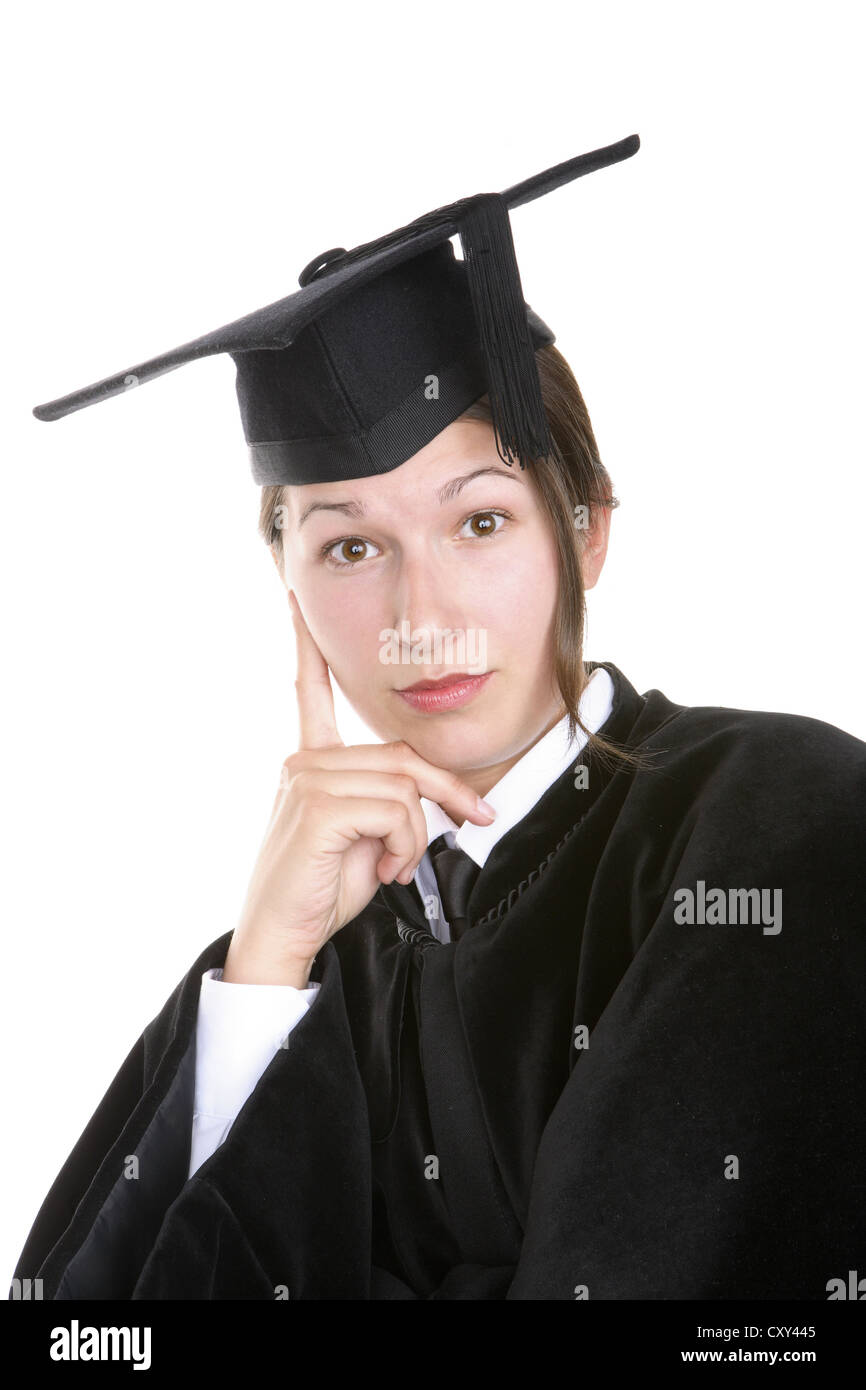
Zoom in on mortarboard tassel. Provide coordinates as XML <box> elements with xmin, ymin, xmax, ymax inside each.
<box><xmin>457</xmin><ymin>192</ymin><xmax>555</xmax><ymax>469</ymax></box>
<box><xmin>319</xmin><ymin>191</ymin><xmax>557</xmax><ymax>470</ymax></box>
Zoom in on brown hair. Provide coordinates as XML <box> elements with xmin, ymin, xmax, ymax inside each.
<box><xmin>260</xmin><ymin>343</ymin><xmax>652</xmax><ymax>775</ymax></box>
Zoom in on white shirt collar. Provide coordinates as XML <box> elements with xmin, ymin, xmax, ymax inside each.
<box><xmin>419</xmin><ymin>664</ymin><xmax>615</xmax><ymax>869</ymax></box>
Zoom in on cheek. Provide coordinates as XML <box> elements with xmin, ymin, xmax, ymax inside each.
<box><xmin>480</xmin><ymin>523</ymin><xmax>559</xmax><ymax>636</ymax></box>
<box><xmin>302</xmin><ymin>588</ymin><xmax>383</xmax><ymax>685</ymax></box>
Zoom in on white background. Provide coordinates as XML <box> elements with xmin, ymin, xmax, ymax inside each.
<box><xmin>2</xmin><ymin>0</ymin><xmax>863</xmax><ymax>1288</ymax></box>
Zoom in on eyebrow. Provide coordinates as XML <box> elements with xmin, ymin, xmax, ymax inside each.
<box><xmin>297</xmin><ymin>466</ymin><xmax>523</xmax><ymax>529</ymax></box>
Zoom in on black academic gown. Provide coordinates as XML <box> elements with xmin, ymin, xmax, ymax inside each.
<box><xmin>11</xmin><ymin>662</ymin><xmax>866</xmax><ymax>1300</ymax></box>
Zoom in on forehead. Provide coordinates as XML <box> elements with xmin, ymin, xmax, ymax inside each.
<box><xmin>284</xmin><ymin>415</ymin><xmax>526</xmax><ymax>516</ymax></box>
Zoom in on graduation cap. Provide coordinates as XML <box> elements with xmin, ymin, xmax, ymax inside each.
<box><xmin>33</xmin><ymin>134</ymin><xmax>640</xmax><ymax>486</ymax></box>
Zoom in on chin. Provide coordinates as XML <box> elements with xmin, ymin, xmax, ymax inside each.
<box><xmin>401</xmin><ymin>720</ymin><xmax>499</xmax><ymax>763</ymax></box>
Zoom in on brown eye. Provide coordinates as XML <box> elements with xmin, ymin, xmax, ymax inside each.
<box><xmin>460</xmin><ymin>510</ymin><xmax>509</xmax><ymax>540</ymax></box>
<box><xmin>322</xmin><ymin>536</ymin><xmax>382</xmax><ymax>568</ymax></box>
<box><xmin>339</xmin><ymin>539</ymin><xmax>367</xmax><ymax>562</ymax></box>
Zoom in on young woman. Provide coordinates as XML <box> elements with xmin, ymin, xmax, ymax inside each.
<box><xmin>13</xmin><ymin>139</ymin><xmax>866</xmax><ymax>1301</ymax></box>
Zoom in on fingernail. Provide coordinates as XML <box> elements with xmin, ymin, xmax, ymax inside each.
<box><xmin>476</xmin><ymin>797</ymin><xmax>497</xmax><ymax>820</ymax></box>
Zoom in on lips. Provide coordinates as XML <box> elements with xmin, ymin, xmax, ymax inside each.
<box><xmin>394</xmin><ymin>670</ymin><xmax>494</xmax><ymax>713</ymax></box>
<box><xmin>400</xmin><ymin>672</ymin><xmax>482</xmax><ymax>691</ymax></box>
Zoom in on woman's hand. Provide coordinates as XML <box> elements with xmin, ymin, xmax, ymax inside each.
<box><xmin>222</xmin><ymin>590</ymin><xmax>496</xmax><ymax>986</ymax></box>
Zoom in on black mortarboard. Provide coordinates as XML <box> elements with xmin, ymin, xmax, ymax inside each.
<box><xmin>33</xmin><ymin>134</ymin><xmax>639</xmax><ymax>486</ymax></box>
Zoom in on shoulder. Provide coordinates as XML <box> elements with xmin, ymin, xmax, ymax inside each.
<box><xmin>636</xmin><ymin>692</ymin><xmax>866</xmax><ymax>791</ymax></box>
<box><xmin>615</xmin><ymin>695</ymin><xmax>866</xmax><ymax>880</ymax></box>
<box><xmin>589</xmin><ymin>694</ymin><xmax>866</xmax><ymax>970</ymax></box>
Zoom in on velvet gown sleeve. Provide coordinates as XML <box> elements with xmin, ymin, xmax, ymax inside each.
<box><xmin>10</xmin><ymin>928</ymin><xmax>378</xmax><ymax>1300</ymax></box>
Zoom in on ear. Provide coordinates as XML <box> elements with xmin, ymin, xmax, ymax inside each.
<box><xmin>580</xmin><ymin>505</ymin><xmax>612</xmax><ymax>592</ymax></box>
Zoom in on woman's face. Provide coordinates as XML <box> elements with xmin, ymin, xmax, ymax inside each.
<box><xmin>276</xmin><ymin>417</ymin><xmax>597</xmax><ymax>787</ymax></box>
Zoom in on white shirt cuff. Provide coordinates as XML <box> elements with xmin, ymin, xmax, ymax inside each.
<box><xmin>194</xmin><ymin>966</ymin><xmax>320</xmax><ymax>1121</ymax></box>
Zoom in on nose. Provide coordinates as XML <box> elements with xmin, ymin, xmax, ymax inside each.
<box><xmin>391</xmin><ymin>547</ymin><xmax>465</xmax><ymax>650</ymax></box>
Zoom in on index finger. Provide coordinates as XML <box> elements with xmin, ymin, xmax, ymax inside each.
<box><xmin>297</xmin><ymin>740</ymin><xmax>498</xmax><ymax>829</ymax></box>
<box><xmin>288</xmin><ymin>589</ymin><xmax>344</xmax><ymax>750</ymax></box>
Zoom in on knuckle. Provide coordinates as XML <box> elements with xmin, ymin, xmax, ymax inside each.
<box><xmin>385</xmin><ymin>739</ymin><xmax>412</xmax><ymax>761</ymax></box>
<box><xmin>303</xmin><ymin>787</ymin><xmax>332</xmax><ymax>817</ymax></box>
<box><xmin>279</xmin><ymin>756</ymin><xmax>300</xmax><ymax>790</ymax></box>
<box><xmin>289</xmin><ymin>768</ymin><xmax>317</xmax><ymax>800</ymax></box>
